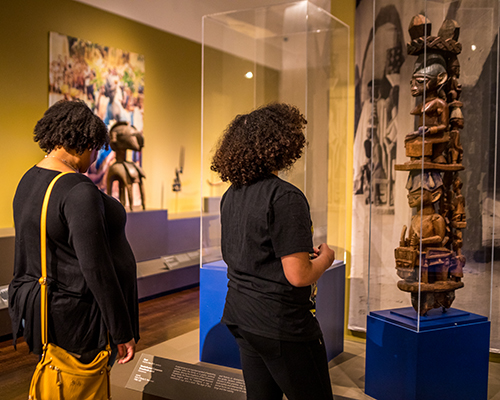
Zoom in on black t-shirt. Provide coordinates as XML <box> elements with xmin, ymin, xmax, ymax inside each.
<box><xmin>9</xmin><ymin>166</ymin><xmax>139</xmax><ymax>355</ymax></box>
<box><xmin>220</xmin><ymin>175</ymin><xmax>322</xmax><ymax>341</ymax></box>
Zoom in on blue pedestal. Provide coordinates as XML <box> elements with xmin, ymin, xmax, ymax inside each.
<box><xmin>365</xmin><ymin>307</ymin><xmax>490</xmax><ymax>400</ymax></box>
<box><xmin>199</xmin><ymin>260</ymin><xmax>345</xmax><ymax>368</ymax></box>
<box><xmin>199</xmin><ymin>260</ymin><xmax>241</xmax><ymax>368</ymax></box>
<box><xmin>316</xmin><ymin>261</ymin><xmax>345</xmax><ymax>361</ymax></box>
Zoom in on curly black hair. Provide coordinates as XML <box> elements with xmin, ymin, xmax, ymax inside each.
<box><xmin>34</xmin><ymin>99</ymin><xmax>109</xmax><ymax>154</ymax></box>
<box><xmin>211</xmin><ymin>103</ymin><xmax>307</xmax><ymax>187</ymax></box>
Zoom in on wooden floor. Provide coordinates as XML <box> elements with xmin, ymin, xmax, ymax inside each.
<box><xmin>0</xmin><ymin>286</ymin><xmax>200</xmax><ymax>400</ymax></box>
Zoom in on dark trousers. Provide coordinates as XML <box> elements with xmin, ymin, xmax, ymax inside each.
<box><xmin>228</xmin><ymin>326</ymin><xmax>334</xmax><ymax>400</ymax></box>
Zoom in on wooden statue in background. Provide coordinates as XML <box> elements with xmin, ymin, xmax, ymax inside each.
<box><xmin>394</xmin><ymin>15</ymin><xmax>466</xmax><ymax>315</ymax></box>
<box><xmin>107</xmin><ymin>122</ymin><xmax>146</xmax><ymax>211</ymax></box>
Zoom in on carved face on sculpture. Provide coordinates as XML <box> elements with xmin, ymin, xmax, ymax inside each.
<box><xmin>408</xmin><ymin>189</ymin><xmax>425</xmax><ymax>207</ymax></box>
<box><xmin>410</xmin><ymin>53</ymin><xmax>447</xmax><ymax>97</ymax></box>
<box><xmin>449</xmin><ymin>57</ymin><xmax>460</xmax><ymax>78</ymax></box>
<box><xmin>407</xmin><ymin>188</ymin><xmax>440</xmax><ymax>208</ymax></box>
<box><xmin>406</xmin><ymin>170</ymin><xmax>443</xmax><ymax>208</ymax></box>
<box><xmin>410</xmin><ymin>74</ymin><xmax>429</xmax><ymax>97</ymax></box>
<box><xmin>453</xmin><ymin>176</ymin><xmax>463</xmax><ymax>192</ymax></box>
<box><xmin>109</xmin><ymin>122</ymin><xmax>144</xmax><ymax>152</ymax></box>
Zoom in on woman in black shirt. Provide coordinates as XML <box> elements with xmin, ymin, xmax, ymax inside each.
<box><xmin>9</xmin><ymin>100</ymin><xmax>139</xmax><ymax>366</ymax></box>
<box><xmin>211</xmin><ymin>103</ymin><xmax>335</xmax><ymax>400</ymax></box>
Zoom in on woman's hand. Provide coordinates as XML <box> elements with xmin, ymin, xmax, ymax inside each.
<box><xmin>316</xmin><ymin>243</ymin><xmax>335</xmax><ymax>267</ymax></box>
<box><xmin>117</xmin><ymin>338</ymin><xmax>136</xmax><ymax>364</ymax></box>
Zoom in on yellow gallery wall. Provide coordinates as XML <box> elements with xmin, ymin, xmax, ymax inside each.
<box><xmin>0</xmin><ymin>0</ymin><xmax>356</xmax><ymax>231</ymax></box>
<box><xmin>0</xmin><ymin>0</ymin><xmax>202</xmax><ymax>228</ymax></box>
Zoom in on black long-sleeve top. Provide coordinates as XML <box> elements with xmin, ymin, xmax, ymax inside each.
<box><xmin>9</xmin><ymin>166</ymin><xmax>139</xmax><ymax>355</ymax></box>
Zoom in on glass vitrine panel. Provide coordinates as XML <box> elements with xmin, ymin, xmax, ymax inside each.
<box><xmin>201</xmin><ymin>1</ymin><xmax>350</xmax><ymax>267</ymax></box>
<box><xmin>350</xmin><ymin>0</ymin><xmax>499</xmax><ymax>345</ymax></box>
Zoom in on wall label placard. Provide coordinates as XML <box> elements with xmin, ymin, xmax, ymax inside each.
<box><xmin>126</xmin><ymin>353</ymin><xmax>246</xmax><ymax>400</ymax></box>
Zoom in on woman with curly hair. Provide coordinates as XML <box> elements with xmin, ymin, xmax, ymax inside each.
<box><xmin>211</xmin><ymin>103</ymin><xmax>335</xmax><ymax>400</ymax></box>
<box><xmin>9</xmin><ymin>100</ymin><xmax>138</xmax><ymax>372</ymax></box>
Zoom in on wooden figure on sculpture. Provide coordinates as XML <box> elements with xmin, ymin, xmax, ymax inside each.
<box><xmin>451</xmin><ymin>176</ymin><xmax>466</xmax><ymax>231</ymax></box>
<box><xmin>107</xmin><ymin>122</ymin><xmax>146</xmax><ymax>211</ymax></box>
<box><xmin>405</xmin><ymin>53</ymin><xmax>449</xmax><ymax>164</ymax></box>
<box><xmin>451</xmin><ymin>176</ymin><xmax>466</xmax><ymax>278</ymax></box>
<box><xmin>395</xmin><ymin>172</ymin><xmax>464</xmax><ymax>315</ymax></box>
<box><xmin>404</xmin><ymin>171</ymin><xmax>447</xmax><ymax>250</ymax></box>
<box><xmin>447</xmin><ymin>55</ymin><xmax>464</xmax><ymax>165</ymax></box>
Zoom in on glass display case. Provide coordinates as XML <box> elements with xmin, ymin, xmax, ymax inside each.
<box><xmin>200</xmin><ymin>1</ymin><xmax>350</xmax><ymax>267</ymax></box>
<box><xmin>350</xmin><ymin>0</ymin><xmax>499</xmax><ymax>350</ymax></box>
<box><xmin>354</xmin><ymin>1</ymin><xmax>499</xmax><ymax>397</ymax></box>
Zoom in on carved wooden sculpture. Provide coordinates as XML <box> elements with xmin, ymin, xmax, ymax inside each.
<box><xmin>107</xmin><ymin>122</ymin><xmax>146</xmax><ymax>211</ymax></box>
<box><xmin>394</xmin><ymin>15</ymin><xmax>466</xmax><ymax>315</ymax></box>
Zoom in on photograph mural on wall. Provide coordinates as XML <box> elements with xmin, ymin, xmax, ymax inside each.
<box><xmin>49</xmin><ymin>32</ymin><xmax>145</xmax><ymax>209</ymax></box>
<box><xmin>352</xmin><ymin>3</ymin><xmax>404</xmax><ymax>211</ymax></box>
<box><xmin>350</xmin><ymin>0</ymin><xmax>499</xmax><ymax>351</ymax></box>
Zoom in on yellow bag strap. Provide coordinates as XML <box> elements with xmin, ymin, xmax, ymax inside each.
<box><xmin>39</xmin><ymin>171</ymin><xmax>112</xmax><ymax>355</ymax></box>
<box><xmin>39</xmin><ymin>171</ymin><xmax>74</xmax><ymax>346</ymax></box>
